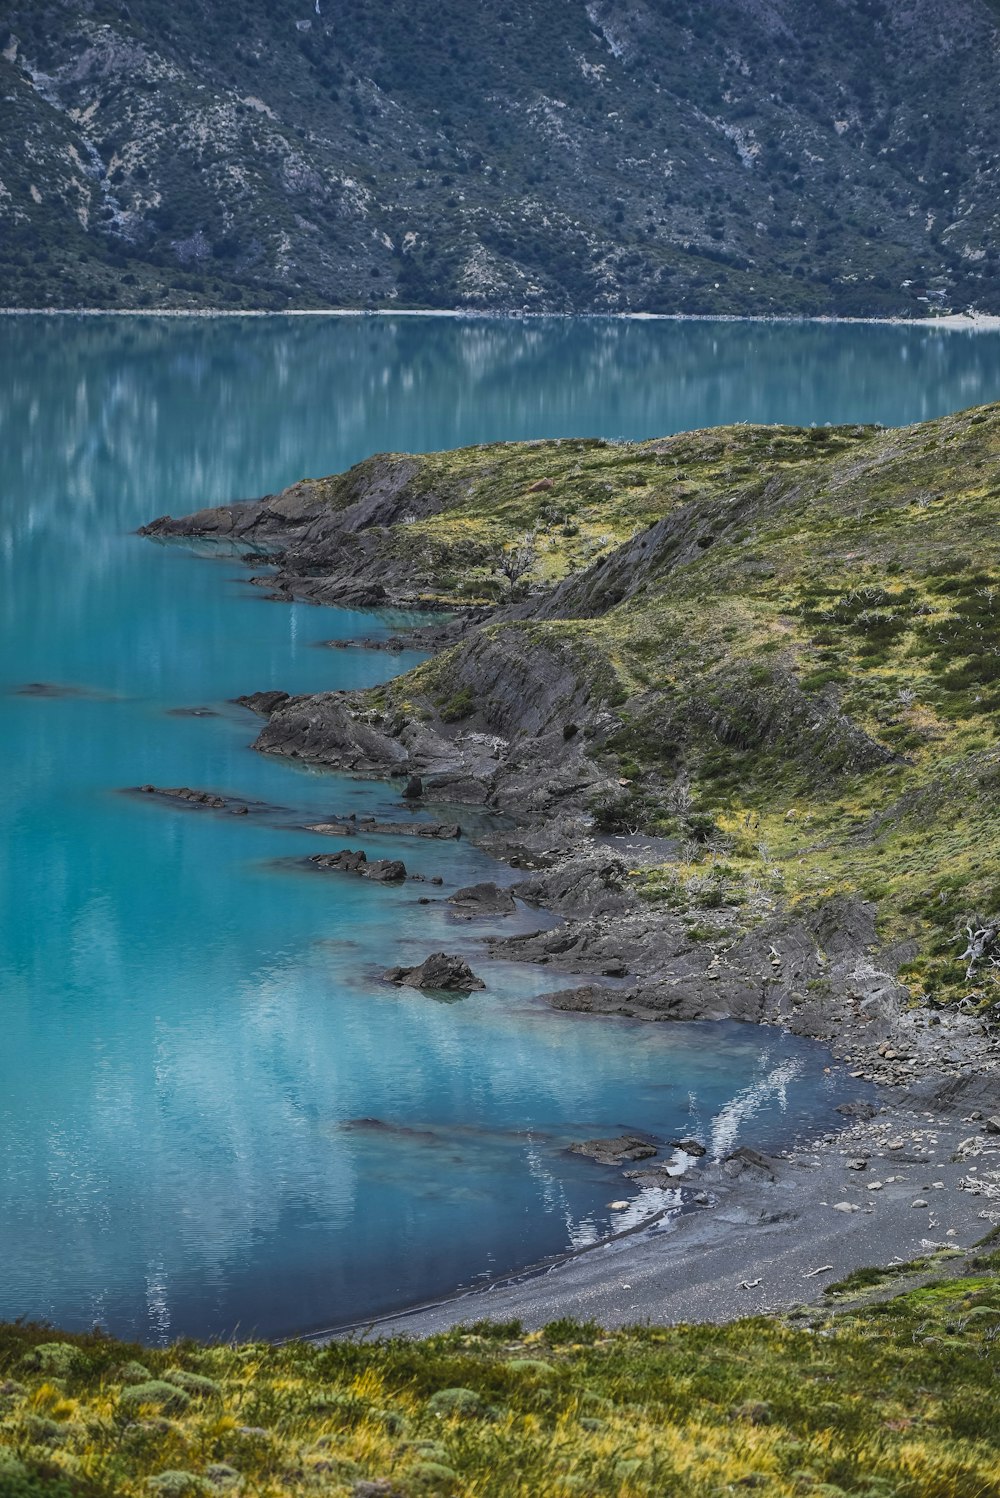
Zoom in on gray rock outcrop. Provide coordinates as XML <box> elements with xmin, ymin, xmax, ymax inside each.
<box><xmin>310</xmin><ymin>850</ymin><xmax>407</xmax><ymax>882</ymax></box>
<box><xmin>448</xmin><ymin>883</ymin><xmax>518</xmax><ymax>917</ymax></box>
<box><xmin>383</xmin><ymin>953</ymin><xmax>486</xmax><ymax>992</ymax></box>
<box><xmin>568</xmin><ymin>1136</ymin><xmax>658</xmax><ymax>1166</ymax></box>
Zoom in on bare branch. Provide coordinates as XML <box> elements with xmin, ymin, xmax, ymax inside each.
<box><xmin>958</xmin><ymin>921</ymin><xmax>999</xmax><ymax>981</ymax></box>
<box><xmin>492</xmin><ymin>534</ymin><xmax>537</xmax><ymax>592</ymax></box>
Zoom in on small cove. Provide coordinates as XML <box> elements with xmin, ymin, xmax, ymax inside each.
<box><xmin>2</xmin><ymin>313</ymin><xmax>999</xmax><ymax>1343</ymax></box>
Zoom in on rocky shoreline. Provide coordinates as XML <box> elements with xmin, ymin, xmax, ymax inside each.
<box><xmin>139</xmin><ymin>428</ymin><xmax>1000</xmax><ymax>1097</ymax></box>
<box><xmin>226</xmin><ymin>685</ymin><xmax>991</xmax><ymax>1098</ymax></box>
<box><xmin>140</xmin><ymin>416</ymin><xmax>1000</xmax><ymax>1328</ymax></box>
<box><xmin>323</xmin><ymin>1082</ymin><xmax>1000</xmax><ymax>1340</ymax></box>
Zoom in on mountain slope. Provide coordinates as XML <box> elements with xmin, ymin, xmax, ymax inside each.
<box><xmin>2</xmin><ymin>0</ymin><xmax>1000</xmax><ymax>313</ymax></box>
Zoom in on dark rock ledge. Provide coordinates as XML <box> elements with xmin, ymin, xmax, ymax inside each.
<box><xmin>129</xmin><ymin>783</ymin><xmax>275</xmax><ymax>816</ymax></box>
<box><xmin>310</xmin><ymin>849</ymin><xmax>407</xmax><ymax>883</ymax></box>
<box><xmin>307</xmin><ymin>817</ymin><xmax>462</xmax><ymax>841</ymax></box>
<box><xmin>569</xmin><ymin>1136</ymin><xmax>659</xmax><ymax>1166</ymax></box>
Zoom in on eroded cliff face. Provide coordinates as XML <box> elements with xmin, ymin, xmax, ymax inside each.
<box><xmin>246</xmin><ymin>623</ymin><xmax>620</xmax><ymax>814</ymax></box>
<box><xmin>4</xmin><ymin>0</ymin><xmax>1000</xmax><ymax>315</ymax></box>
<box><xmin>143</xmin><ymin>405</ymin><xmax>1000</xmax><ymax>1065</ymax></box>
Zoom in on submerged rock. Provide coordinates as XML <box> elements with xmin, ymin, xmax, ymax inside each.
<box><xmin>133</xmin><ymin>784</ymin><xmax>256</xmax><ymax>815</ymax></box>
<box><xmin>383</xmin><ymin>952</ymin><xmax>486</xmax><ymax>991</ymax></box>
<box><xmin>325</xmin><ymin>636</ymin><xmax>408</xmax><ymax>653</ymax></box>
<box><xmin>309</xmin><ymin>817</ymin><xmax>462</xmax><ymax>840</ymax></box>
<box><xmin>12</xmin><ymin>681</ymin><xmax>91</xmax><ymax>698</ymax></box>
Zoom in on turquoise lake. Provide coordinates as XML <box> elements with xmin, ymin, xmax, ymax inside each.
<box><xmin>2</xmin><ymin>313</ymin><xmax>999</xmax><ymax>1344</ymax></box>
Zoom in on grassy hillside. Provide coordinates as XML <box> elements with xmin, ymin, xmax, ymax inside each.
<box><xmin>1</xmin><ymin>1245</ymin><xmax>998</xmax><ymax>1497</ymax></box>
<box><xmin>2</xmin><ymin>0</ymin><xmax>1000</xmax><ymax>313</ymax></box>
<box><xmin>257</xmin><ymin>404</ymin><xmax>1000</xmax><ymax>1015</ymax></box>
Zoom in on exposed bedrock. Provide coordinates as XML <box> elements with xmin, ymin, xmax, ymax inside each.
<box><xmin>141</xmin><ymin>456</ymin><xmax>424</xmax><ymax>544</ymax></box>
<box><xmin>448</xmin><ymin>882</ymin><xmax>518</xmax><ymax>917</ymax></box>
<box><xmin>250</xmin><ymin>693</ymin><xmax>410</xmax><ymax>774</ymax></box>
<box><xmin>309</xmin><ymin>849</ymin><xmax>407</xmax><ymax>883</ymax></box>
<box><xmin>518</xmin><ymin>889</ymin><xmax>915</xmax><ymax>1033</ymax></box>
<box><xmin>240</xmin><ymin>627</ymin><xmax>621</xmax><ymax>817</ymax></box>
<box><xmin>141</xmin><ymin>454</ymin><xmax>469</xmax><ymax>608</ymax></box>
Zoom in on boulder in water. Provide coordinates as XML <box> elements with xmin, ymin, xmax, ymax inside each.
<box><xmin>310</xmin><ymin>849</ymin><xmax>406</xmax><ymax>882</ymax></box>
<box><xmin>362</xmin><ymin>859</ymin><xmax>407</xmax><ymax>882</ymax></box>
<box><xmin>448</xmin><ymin>882</ymin><xmax>517</xmax><ymax>916</ymax></box>
<box><xmin>569</xmin><ymin>1135</ymin><xmax>658</xmax><ymax>1166</ymax></box>
<box><xmin>384</xmin><ymin>952</ymin><xmax>486</xmax><ymax>991</ymax></box>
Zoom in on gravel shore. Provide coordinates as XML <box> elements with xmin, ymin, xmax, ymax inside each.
<box><xmin>320</xmin><ymin>1080</ymin><xmax>999</xmax><ymax>1341</ymax></box>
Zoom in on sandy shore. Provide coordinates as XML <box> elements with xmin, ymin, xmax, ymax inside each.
<box><xmin>315</xmin><ymin>1077</ymin><xmax>999</xmax><ymax>1342</ymax></box>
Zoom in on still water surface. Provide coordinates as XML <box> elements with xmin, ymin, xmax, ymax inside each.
<box><xmin>2</xmin><ymin>314</ymin><xmax>998</xmax><ymax>1342</ymax></box>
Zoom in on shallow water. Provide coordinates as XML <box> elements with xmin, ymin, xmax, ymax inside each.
<box><xmin>2</xmin><ymin>314</ymin><xmax>997</xmax><ymax>1343</ymax></box>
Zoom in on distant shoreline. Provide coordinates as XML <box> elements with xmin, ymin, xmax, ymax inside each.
<box><xmin>3</xmin><ymin>307</ymin><xmax>1000</xmax><ymax>331</ymax></box>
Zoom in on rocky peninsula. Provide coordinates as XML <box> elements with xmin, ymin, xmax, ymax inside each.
<box><xmin>139</xmin><ymin>405</ymin><xmax>1000</xmax><ymax>1332</ymax></box>
<box><xmin>143</xmin><ymin>406</ymin><xmax>1000</xmax><ymax>1076</ymax></box>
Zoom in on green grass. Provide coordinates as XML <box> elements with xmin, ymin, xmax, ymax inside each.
<box><xmin>821</xmin><ymin>1260</ymin><xmax>933</xmax><ymax>1299</ymax></box>
<box><xmin>2</xmin><ymin>1265</ymin><xmax>999</xmax><ymax>1496</ymax></box>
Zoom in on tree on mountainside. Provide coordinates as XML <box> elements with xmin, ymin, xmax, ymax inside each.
<box><xmin>492</xmin><ymin>535</ymin><xmax>537</xmax><ymax>593</ymax></box>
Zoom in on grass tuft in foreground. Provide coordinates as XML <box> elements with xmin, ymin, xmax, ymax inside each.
<box><xmin>1</xmin><ymin>1257</ymin><xmax>999</xmax><ymax>1497</ymax></box>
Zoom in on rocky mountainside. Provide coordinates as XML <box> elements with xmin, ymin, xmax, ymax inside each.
<box><xmin>144</xmin><ymin>404</ymin><xmax>1000</xmax><ymax>1075</ymax></box>
<box><xmin>2</xmin><ymin>0</ymin><xmax>1000</xmax><ymax>314</ymax></box>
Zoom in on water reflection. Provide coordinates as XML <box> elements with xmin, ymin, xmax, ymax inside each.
<box><xmin>3</xmin><ymin>314</ymin><xmax>1000</xmax><ymax>551</ymax></box>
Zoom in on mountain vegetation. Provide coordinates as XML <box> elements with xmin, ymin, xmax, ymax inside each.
<box><xmin>150</xmin><ymin>402</ymin><xmax>1000</xmax><ymax>1019</ymax></box>
<box><xmin>2</xmin><ymin>0</ymin><xmax>1000</xmax><ymax>314</ymax></box>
